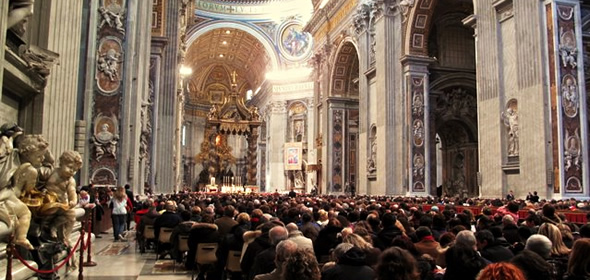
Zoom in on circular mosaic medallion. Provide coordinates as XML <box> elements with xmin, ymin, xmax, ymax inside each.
<box><xmin>278</xmin><ymin>22</ymin><xmax>312</xmax><ymax>61</ymax></box>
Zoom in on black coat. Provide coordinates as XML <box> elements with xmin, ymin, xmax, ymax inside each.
<box><xmin>314</xmin><ymin>225</ymin><xmax>343</xmax><ymax>260</ymax></box>
<box><xmin>321</xmin><ymin>247</ymin><xmax>375</xmax><ymax>280</ymax></box>
<box><xmin>250</xmin><ymin>246</ymin><xmax>277</xmax><ymax>280</ymax></box>
<box><xmin>241</xmin><ymin>235</ymin><xmax>272</xmax><ymax>278</ymax></box>
<box><xmin>153</xmin><ymin>211</ymin><xmax>183</xmax><ymax>240</ymax></box>
<box><xmin>377</xmin><ymin>226</ymin><xmax>403</xmax><ymax>250</ymax></box>
<box><xmin>480</xmin><ymin>243</ymin><xmax>514</xmax><ymax>263</ymax></box>
<box><xmin>186</xmin><ymin>223</ymin><xmax>220</xmax><ymax>270</ymax></box>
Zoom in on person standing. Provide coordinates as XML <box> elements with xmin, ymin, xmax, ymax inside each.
<box><xmin>124</xmin><ymin>184</ymin><xmax>134</xmax><ymax>230</ymax></box>
<box><xmin>109</xmin><ymin>187</ymin><xmax>128</xmax><ymax>241</ymax></box>
<box><xmin>506</xmin><ymin>190</ymin><xmax>515</xmax><ymax>201</ymax></box>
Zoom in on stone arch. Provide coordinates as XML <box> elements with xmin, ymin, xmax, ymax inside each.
<box><xmin>403</xmin><ymin>0</ymin><xmax>438</xmax><ymax>56</ymax></box>
<box><xmin>186</xmin><ymin>20</ymin><xmax>281</xmax><ymax>71</ymax></box>
<box><xmin>330</xmin><ymin>39</ymin><xmax>360</xmax><ymax>97</ymax></box>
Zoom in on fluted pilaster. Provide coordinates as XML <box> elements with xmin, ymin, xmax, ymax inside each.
<box><xmin>155</xmin><ymin>0</ymin><xmax>180</xmax><ymax>193</ymax></box>
<box><xmin>0</xmin><ymin>1</ymin><xmax>7</xmax><ymax>97</ymax></box>
<box><xmin>40</xmin><ymin>0</ymin><xmax>84</xmax><ymax>158</ymax></box>
<box><xmin>375</xmin><ymin>10</ymin><xmax>404</xmax><ymax>195</ymax></box>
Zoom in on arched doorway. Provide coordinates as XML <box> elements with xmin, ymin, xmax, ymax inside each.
<box><xmin>404</xmin><ymin>0</ymin><xmax>477</xmax><ymax>197</ymax></box>
<box><xmin>427</xmin><ymin>0</ymin><xmax>477</xmax><ymax>197</ymax></box>
<box><xmin>327</xmin><ymin>40</ymin><xmax>359</xmax><ymax>194</ymax></box>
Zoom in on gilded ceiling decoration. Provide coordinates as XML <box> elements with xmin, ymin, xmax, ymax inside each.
<box><xmin>185</xmin><ymin>27</ymin><xmax>270</xmax><ymax>105</ymax></box>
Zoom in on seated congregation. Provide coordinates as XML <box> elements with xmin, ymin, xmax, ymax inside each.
<box><xmin>129</xmin><ymin>192</ymin><xmax>590</xmax><ymax>280</ymax></box>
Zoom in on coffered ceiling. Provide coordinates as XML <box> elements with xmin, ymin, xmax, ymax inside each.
<box><xmin>185</xmin><ymin>27</ymin><xmax>271</xmax><ymax>103</ymax></box>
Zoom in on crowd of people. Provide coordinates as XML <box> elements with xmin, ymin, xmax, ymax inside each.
<box><xmin>86</xmin><ymin>186</ymin><xmax>590</xmax><ymax>280</ymax></box>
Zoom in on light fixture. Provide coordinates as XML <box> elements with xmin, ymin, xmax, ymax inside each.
<box><xmin>179</xmin><ymin>65</ymin><xmax>193</xmax><ymax>76</ymax></box>
<box><xmin>225</xmin><ymin>30</ymin><xmax>231</xmax><ymax>34</ymax></box>
<box><xmin>222</xmin><ymin>41</ymin><xmax>227</xmax><ymax>45</ymax></box>
<box><xmin>219</xmin><ymin>54</ymin><xmax>224</xmax><ymax>58</ymax></box>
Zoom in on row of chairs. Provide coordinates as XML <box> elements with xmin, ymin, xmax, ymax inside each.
<box><xmin>141</xmin><ymin>225</ymin><xmax>242</xmax><ymax>278</ymax></box>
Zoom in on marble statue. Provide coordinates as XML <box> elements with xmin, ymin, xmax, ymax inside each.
<box><xmin>294</xmin><ymin>170</ymin><xmax>305</xmax><ymax>189</ymax></box>
<box><xmin>97</xmin><ymin>6</ymin><xmax>125</xmax><ymax>35</ymax></box>
<box><xmin>367</xmin><ymin>137</ymin><xmax>377</xmax><ymax>174</ymax></box>
<box><xmin>97</xmin><ymin>49</ymin><xmax>120</xmax><ymax>82</ymax></box>
<box><xmin>8</xmin><ymin>134</ymin><xmax>50</xmax><ymax>250</ymax></box>
<box><xmin>564</xmin><ymin>129</ymin><xmax>581</xmax><ymax>171</ymax></box>
<box><xmin>559</xmin><ymin>28</ymin><xmax>577</xmax><ymax>68</ymax></box>
<box><xmin>412</xmin><ymin>91</ymin><xmax>424</xmax><ymax>115</ymax></box>
<box><xmin>562</xmin><ymin>75</ymin><xmax>579</xmax><ymax>117</ymax></box>
<box><xmin>92</xmin><ymin>123</ymin><xmax>119</xmax><ymax>160</ymax></box>
<box><xmin>502</xmin><ymin>107</ymin><xmax>519</xmax><ymax>157</ymax></box>
<box><xmin>7</xmin><ymin>0</ymin><xmax>34</xmax><ymax>34</ymax></box>
<box><xmin>41</xmin><ymin>151</ymin><xmax>82</xmax><ymax>246</ymax></box>
<box><xmin>0</xmin><ymin>123</ymin><xmax>23</xmax><ymax>190</ymax></box>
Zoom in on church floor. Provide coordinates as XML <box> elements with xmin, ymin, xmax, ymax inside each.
<box><xmin>64</xmin><ymin>227</ymin><xmax>192</xmax><ymax>280</ymax></box>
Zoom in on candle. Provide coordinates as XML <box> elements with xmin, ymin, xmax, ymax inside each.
<box><xmin>211</xmin><ymin>177</ymin><xmax>215</xmax><ymax>185</ymax></box>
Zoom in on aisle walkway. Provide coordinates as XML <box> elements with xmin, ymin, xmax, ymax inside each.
<box><xmin>64</xmin><ymin>229</ymin><xmax>192</xmax><ymax>280</ymax></box>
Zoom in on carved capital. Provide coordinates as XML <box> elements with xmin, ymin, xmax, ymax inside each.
<box><xmin>353</xmin><ymin>2</ymin><xmax>371</xmax><ymax>34</ymax></box>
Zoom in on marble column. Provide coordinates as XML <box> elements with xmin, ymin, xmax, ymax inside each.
<box><xmin>267</xmin><ymin>100</ymin><xmax>287</xmax><ymax>192</ymax></box>
<box><xmin>119</xmin><ymin>0</ymin><xmax>153</xmax><ymax>195</ymax></box>
<box><xmin>80</xmin><ymin>0</ymin><xmax>100</xmax><ymax>185</ymax></box>
<box><xmin>0</xmin><ymin>0</ymin><xmax>8</xmax><ymax>97</ymax></box>
<box><xmin>471</xmin><ymin>0</ymin><xmax>503</xmax><ymax>198</ymax></box>
<box><xmin>36</xmin><ymin>0</ymin><xmax>84</xmax><ymax>158</ymax></box>
<box><xmin>155</xmin><ymin>0</ymin><xmax>180</xmax><ymax>193</ymax></box>
<box><xmin>373</xmin><ymin>2</ymin><xmax>404</xmax><ymax>195</ymax></box>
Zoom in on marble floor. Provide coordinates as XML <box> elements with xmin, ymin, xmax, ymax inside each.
<box><xmin>64</xmin><ymin>228</ymin><xmax>193</xmax><ymax>280</ymax></box>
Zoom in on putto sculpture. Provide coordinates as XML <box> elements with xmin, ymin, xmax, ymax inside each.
<box><xmin>0</xmin><ymin>122</ymin><xmax>84</xmax><ymax>250</ymax></box>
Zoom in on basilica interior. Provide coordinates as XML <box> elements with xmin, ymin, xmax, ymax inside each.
<box><xmin>2</xmin><ymin>0</ymin><xmax>590</xmax><ymax>201</ymax></box>
<box><xmin>3</xmin><ymin>0</ymin><xmax>590</xmax><ymax>279</ymax></box>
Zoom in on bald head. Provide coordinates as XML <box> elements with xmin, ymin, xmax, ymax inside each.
<box><xmin>286</xmin><ymin>223</ymin><xmax>299</xmax><ymax>233</ymax></box>
<box><xmin>269</xmin><ymin>226</ymin><xmax>289</xmax><ymax>245</ymax></box>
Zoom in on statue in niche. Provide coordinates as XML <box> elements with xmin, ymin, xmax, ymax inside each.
<box><xmin>367</xmin><ymin>136</ymin><xmax>377</xmax><ymax>174</ymax></box>
<box><xmin>7</xmin><ymin>0</ymin><xmax>34</xmax><ymax>36</ymax></box>
<box><xmin>501</xmin><ymin>105</ymin><xmax>519</xmax><ymax>157</ymax></box>
<box><xmin>139</xmin><ymin>94</ymin><xmax>153</xmax><ymax>159</ymax></box>
<box><xmin>294</xmin><ymin>170</ymin><xmax>305</xmax><ymax>189</ymax></box>
<box><xmin>40</xmin><ymin>151</ymin><xmax>82</xmax><ymax>246</ymax></box>
<box><xmin>97</xmin><ymin>49</ymin><xmax>121</xmax><ymax>82</ymax></box>
<box><xmin>561</xmin><ymin>75</ymin><xmax>579</xmax><ymax>117</ymax></box>
<box><xmin>564</xmin><ymin>129</ymin><xmax>581</xmax><ymax>171</ymax></box>
<box><xmin>559</xmin><ymin>28</ymin><xmax>577</xmax><ymax>69</ymax></box>
<box><xmin>92</xmin><ymin>123</ymin><xmax>119</xmax><ymax>160</ymax></box>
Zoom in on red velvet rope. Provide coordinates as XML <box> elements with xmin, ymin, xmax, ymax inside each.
<box><xmin>12</xmin><ymin>233</ymin><xmax>83</xmax><ymax>274</ymax></box>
